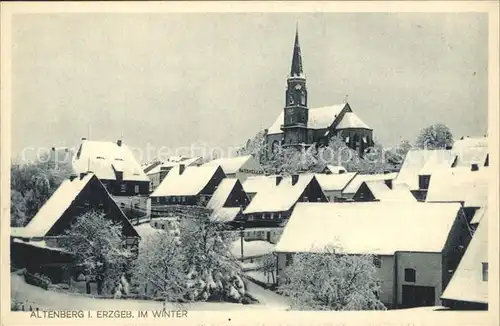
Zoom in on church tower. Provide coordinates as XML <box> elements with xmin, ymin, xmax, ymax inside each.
<box><xmin>281</xmin><ymin>26</ymin><xmax>309</xmax><ymax>147</ymax></box>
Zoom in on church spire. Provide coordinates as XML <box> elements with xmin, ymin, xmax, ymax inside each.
<box><xmin>290</xmin><ymin>24</ymin><xmax>303</xmax><ymax>77</ymax></box>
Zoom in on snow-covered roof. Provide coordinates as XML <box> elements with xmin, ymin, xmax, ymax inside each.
<box><xmin>242</xmin><ymin>175</ymin><xmax>277</xmax><ymax>194</ymax></box>
<box><xmin>418</xmin><ymin>150</ymin><xmax>455</xmax><ymax>176</ymax></box>
<box><xmin>10</xmin><ymin>227</ymin><xmax>26</xmax><ymax>238</ymax></box>
<box><xmin>230</xmin><ymin>239</ymin><xmax>275</xmax><ymax>258</ymax></box>
<box><xmin>244</xmin><ymin>174</ymin><xmax>319</xmax><ymax>214</ymax></box>
<box><xmin>13</xmin><ymin>238</ymin><xmax>68</xmax><ymax>253</ymax></box>
<box><xmin>207</xmin><ymin>179</ymin><xmax>239</xmax><ymax>211</ymax></box>
<box><xmin>21</xmin><ymin>173</ymin><xmax>95</xmax><ymax>237</ymax></box>
<box><xmin>335</xmin><ymin>112</ymin><xmax>371</xmax><ymax>130</ymax></box>
<box><xmin>426</xmin><ymin>167</ymin><xmax>489</xmax><ymax>205</ymax></box>
<box><xmin>470</xmin><ymin>206</ymin><xmax>487</xmax><ymax>225</ymax></box>
<box><xmin>151</xmin><ymin>165</ymin><xmax>222</xmax><ymax>197</ymax></box>
<box><xmin>394</xmin><ymin>149</ymin><xmax>451</xmax><ymax>190</ymax></box>
<box><xmin>441</xmin><ymin>215</ymin><xmax>488</xmax><ymax>304</ymax></box>
<box><xmin>134</xmin><ymin>223</ymin><xmax>164</xmax><ymax>239</ymax></box>
<box><xmin>274</xmin><ymin>202</ymin><xmax>462</xmax><ymax>255</ymax></box>
<box><xmin>362</xmin><ymin>180</ymin><xmax>416</xmax><ymax>202</ymax></box>
<box><xmin>325</xmin><ymin>165</ymin><xmax>347</xmax><ymax>174</ymax></box>
<box><xmin>315</xmin><ymin>172</ymin><xmax>357</xmax><ymax>191</ymax></box>
<box><xmin>72</xmin><ymin>140</ymin><xmax>149</xmax><ymax>182</ymax></box>
<box><xmin>202</xmin><ymin>155</ymin><xmax>263</xmax><ymax>175</ymax></box>
<box><xmin>451</xmin><ymin>137</ymin><xmax>489</xmax><ymax>168</ymax></box>
<box><xmin>267</xmin><ymin>104</ymin><xmax>347</xmax><ymax>135</ymax></box>
<box><xmin>342</xmin><ymin>173</ymin><xmax>398</xmax><ymax>194</ymax></box>
<box><xmin>147</xmin><ymin>157</ymin><xmax>202</xmax><ymax>175</ymax></box>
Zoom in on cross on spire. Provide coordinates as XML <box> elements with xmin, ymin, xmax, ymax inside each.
<box><xmin>290</xmin><ymin>23</ymin><xmax>303</xmax><ymax>77</ymax></box>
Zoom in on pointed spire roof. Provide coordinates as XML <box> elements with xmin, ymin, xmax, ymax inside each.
<box><xmin>290</xmin><ymin>24</ymin><xmax>304</xmax><ymax>77</ymax></box>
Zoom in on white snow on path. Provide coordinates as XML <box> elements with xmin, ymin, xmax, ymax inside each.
<box><xmin>11</xmin><ymin>274</ymin><xmax>288</xmax><ymax>311</ymax></box>
<box><xmin>245</xmin><ymin>281</ymin><xmax>290</xmax><ymax>309</ymax></box>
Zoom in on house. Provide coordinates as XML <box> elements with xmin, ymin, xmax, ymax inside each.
<box><xmin>242</xmin><ymin>175</ymin><xmax>278</xmax><ymax>201</ymax></box>
<box><xmin>314</xmin><ymin>172</ymin><xmax>357</xmax><ymax>201</ymax></box>
<box><xmin>263</xmin><ymin>28</ymin><xmax>374</xmax><ymax>160</ymax></box>
<box><xmin>274</xmin><ymin>202</ymin><xmax>472</xmax><ymax>309</ymax></box>
<box><xmin>451</xmin><ymin>136</ymin><xmax>489</xmax><ymax>168</ymax></box>
<box><xmin>341</xmin><ymin>172</ymin><xmax>398</xmax><ymax>199</ymax></box>
<box><xmin>206</xmin><ymin>178</ymin><xmax>250</xmax><ymax>225</ymax></box>
<box><xmin>146</xmin><ymin>157</ymin><xmax>202</xmax><ymax>190</ymax></box>
<box><xmin>241</xmin><ymin>227</ymin><xmax>283</xmax><ymax>244</ymax></box>
<box><xmin>230</xmin><ymin>238</ymin><xmax>277</xmax><ymax>286</ymax></box>
<box><xmin>393</xmin><ymin>149</ymin><xmax>455</xmax><ymax>201</ymax></box>
<box><xmin>150</xmin><ymin>164</ymin><xmax>226</xmax><ymax>207</ymax></box>
<box><xmin>352</xmin><ymin>180</ymin><xmax>416</xmax><ymax>202</ymax></box>
<box><xmin>441</xmin><ymin>215</ymin><xmax>488</xmax><ymax>310</ymax></box>
<box><xmin>242</xmin><ymin>174</ymin><xmax>328</xmax><ymax>227</ymax></box>
<box><xmin>426</xmin><ymin>166</ymin><xmax>489</xmax><ymax>223</ymax></box>
<box><xmin>72</xmin><ymin>138</ymin><xmax>150</xmax><ymax>196</ymax></box>
<box><xmin>10</xmin><ymin>172</ymin><xmax>140</xmax><ymax>283</ymax></box>
<box><xmin>202</xmin><ymin>155</ymin><xmax>265</xmax><ymax>182</ymax></box>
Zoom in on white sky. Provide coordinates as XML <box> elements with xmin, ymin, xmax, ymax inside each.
<box><xmin>11</xmin><ymin>13</ymin><xmax>488</xmax><ymax>162</ymax></box>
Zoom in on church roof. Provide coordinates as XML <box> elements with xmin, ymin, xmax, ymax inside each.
<box><xmin>335</xmin><ymin>112</ymin><xmax>372</xmax><ymax>130</ymax></box>
<box><xmin>267</xmin><ymin>103</ymin><xmax>347</xmax><ymax>135</ymax></box>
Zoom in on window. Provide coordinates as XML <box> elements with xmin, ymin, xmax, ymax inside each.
<box><xmin>482</xmin><ymin>262</ymin><xmax>488</xmax><ymax>281</ymax></box>
<box><xmin>285</xmin><ymin>253</ymin><xmax>293</xmax><ymax>267</ymax></box>
<box><xmin>373</xmin><ymin>256</ymin><xmax>382</xmax><ymax>268</ymax></box>
<box><xmin>120</xmin><ymin>184</ymin><xmax>126</xmax><ymax>193</ymax></box>
<box><xmin>248</xmin><ymin>215</ymin><xmax>254</xmax><ymax>221</ymax></box>
<box><xmin>182</xmin><ymin>197</ymin><xmax>186</xmax><ymax>203</ymax></box>
<box><xmin>134</xmin><ymin>185</ymin><xmax>139</xmax><ymax>194</ymax></box>
<box><xmin>270</xmin><ymin>213</ymin><xmax>274</xmax><ymax>220</ymax></box>
<box><xmin>404</xmin><ymin>268</ymin><xmax>416</xmax><ymax>282</ymax></box>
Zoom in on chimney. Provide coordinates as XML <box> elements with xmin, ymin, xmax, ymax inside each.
<box><xmin>179</xmin><ymin>164</ymin><xmax>186</xmax><ymax>175</ymax></box>
<box><xmin>80</xmin><ymin>172</ymin><xmax>87</xmax><ymax>180</ymax></box>
<box><xmin>81</xmin><ymin>137</ymin><xmax>87</xmax><ymax>141</ymax></box>
<box><xmin>292</xmin><ymin>174</ymin><xmax>299</xmax><ymax>186</ymax></box>
<box><xmin>69</xmin><ymin>173</ymin><xmax>78</xmax><ymax>181</ymax></box>
<box><xmin>276</xmin><ymin>175</ymin><xmax>283</xmax><ymax>186</ymax></box>
<box><xmin>471</xmin><ymin>164</ymin><xmax>479</xmax><ymax>172</ymax></box>
<box><xmin>117</xmin><ymin>139</ymin><xmax>122</xmax><ymax>147</ymax></box>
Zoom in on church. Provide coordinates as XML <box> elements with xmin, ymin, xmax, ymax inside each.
<box><xmin>263</xmin><ymin>28</ymin><xmax>374</xmax><ymax>160</ymax></box>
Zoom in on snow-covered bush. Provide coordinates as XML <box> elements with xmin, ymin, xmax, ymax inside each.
<box><xmin>278</xmin><ymin>245</ymin><xmax>386</xmax><ymax>311</ymax></box>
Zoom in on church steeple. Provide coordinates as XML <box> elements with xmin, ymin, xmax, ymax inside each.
<box><xmin>290</xmin><ymin>25</ymin><xmax>303</xmax><ymax>77</ymax></box>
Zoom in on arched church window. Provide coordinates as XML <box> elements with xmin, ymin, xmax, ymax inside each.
<box><xmin>300</xmin><ymin>92</ymin><xmax>306</xmax><ymax>105</ymax></box>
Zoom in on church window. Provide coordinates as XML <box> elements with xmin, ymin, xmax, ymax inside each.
<box><xmin>300</xmin><ymin>92</ymin><xmax>306</xmax><ymax>105</ymax></box>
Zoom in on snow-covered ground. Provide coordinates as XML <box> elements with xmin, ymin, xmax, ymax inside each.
<box><xmin>230</xmin><ymin>240</ymin><xmax>275</xmax><ymax>259</ymax></box>
<box><xmin>11</xmin><ymin>274</ymin><xmax>290</xmax><ymax>311</ymax></box>
<box><xmin>135</xmin><ymin>223</ymin><xmax>164</xmax><ymax>239</ymax></box>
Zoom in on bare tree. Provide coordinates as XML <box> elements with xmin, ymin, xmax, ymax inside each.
<box><xmin>59</xmin><ymin>210</ymin><xmax>133</xmax><ymax>295</ymax></box>
<box><xmin>278</xmin><ymin>245</ymin><xmax>386</xmax><ymax>311</ymax></box>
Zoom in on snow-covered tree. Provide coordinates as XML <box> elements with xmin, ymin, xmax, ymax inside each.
<box><xmin>10</xmin><ymin>154</ymin><xmax>73</xmax><ymax>226</ymax></box>
<box><xmin>318</xmin><ymin>136</ymin><xmax>392</xmax><ymax>174</ymax></box>
<box><xmin>261</xmin><ymin>254</ymin><xmax>277</xmax><ymax>285</ymax></box>
<box><xmin>132</xmin><ymin>232</ymin><xmax>186</xmax><ymax>302</ymax></box>
<box><xmin>179</xmin><ymin>215</ymin><xmax>246</xmax><ymax>302</ymax></box>
<box><xmin>237</xmin><ymin>130</ymin><xmax>266</xmax><ymax>158</ymax></box>
<box><xmin>415</xmin><ymin>124</ymin><xmax>454</xmax><ymax>149</ymax></box>
<box><xmin>279</xmin><ymin>245</ymin><xmax>386</xmax><ymax>311</ymax></box>
<box><xmin>59</xmin><ymin>211</ymin><xmax>133</xmax><ymax>295</ymax></box>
